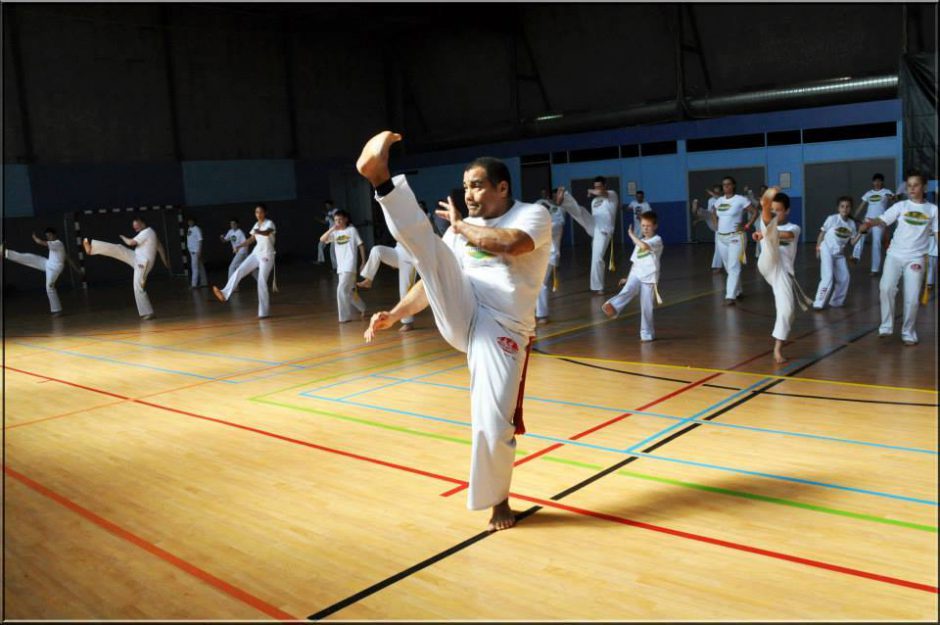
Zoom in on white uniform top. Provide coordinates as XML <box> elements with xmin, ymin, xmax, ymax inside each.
<box><xmin>628</xmin><ymin>200</ymin><xmax>651</xmax><ymax>219</ymax></box>
<box><xmin>330</xmin><ymin>225</ymin><xmax>362</xmax><ymax>274</ymax></box>
<box><xmin>250</xmin><ymin>219</ymin><xmax>276</xmax><ymax>256</ymax></box>
<box><xmin>186</xmin><ymin>225</ymin><xmax>203</xmax><ymax>253</ymax></box>
<box><xmin>715</xmin><ymin>194</ymin><xmax>752</xmax><ymax>233</ymax></box>
<box><xmin>630</xmin><ymin>234</ymin><xmax>663</xmax><ymax>283</ymax></box>
<box><xmin>861</xmin><ymin>188</ymin><xmax>894</xmax><ymax>219</ymax></box>
<box><xmin>591</xmin><ymin>191</ymin><xmax>619</xmax><ymax>235</ymax></box>
<box><xmin>760</xmin><ymin>220</ymin><xmax>800</xmax><ymax>273</ymax></box>
<box><xmin>134</xmin><ymin>227</ymin><xmax>158</xmax><ymax>264</ymax></box>
<box><xmin>46</xmin><ymin>239</ymin><xmax>66</xmax><ymax>268</ymax></box>
<box><xmin>820</xmin><ymin>214</ymin><xmax>857</xmax><ymax>255</ymax></box>
<box><xmin>443</xmin><ymin>200</ymin><xmax>552</xmax><ymax>337</ymax></box>
<box><xmin>224</xmin><ymin>228</ymin><xmax>246</xmax><ymax>252</ymax></box>
<box><xmin>880</xmin><ymin>199</ymin><xmax>939</xmax><ymax>260</ymax></box>
<box><xmin>536</xmin><ymin>198</ymin><xmax>566</xmax><ymax>266</ymax></box>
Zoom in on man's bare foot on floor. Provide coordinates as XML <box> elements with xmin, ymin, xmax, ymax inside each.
<box><xmin>487</xmin><ymin>499</ymin><xmax>516</xmax><ymax>532</ymax></box>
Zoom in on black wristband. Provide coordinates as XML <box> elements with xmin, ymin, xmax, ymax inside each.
<box><xmin>375</xmin><ymin>179</ymin><xmax>395</xmax><ymax>198</ymax></box>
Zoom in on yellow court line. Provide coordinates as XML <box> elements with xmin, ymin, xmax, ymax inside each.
<box><xmin>535</xmin><ymin>353</ymin><xmax>939</xmax><ymax>394</ymax></box>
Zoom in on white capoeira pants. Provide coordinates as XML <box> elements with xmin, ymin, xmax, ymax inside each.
<box><xmin>879</xmin><ymin>253</ymin><xmax>927</xmax><ymax>343</ymax></box>
<box><xmin>87</xmin><ymin>240</ymin><xmax>154</xmax><ymax>317</ymax></box>
<box><xmin>716</xmin><ymin>232</ymin><xmax>744</xmax><ymax>299</ymax></box>
<box><xmin>227</xmin><ymin>249</ymin><xmax>249</xmax><ymax>290</ymax></box>
<box><xmin>604</xmin><ymin>272</ymin><xmax>655</xmax><ymax>340</ymax></box>
<box><xmin>852</xmin><ymin>225</ymin><xmax>884</xmax><ymax>273</ymax></box>
<box><xmin>813</xmin><ymin>249</ymin><xmax>850</xmax><ymax>309</ymax></box>
<box><xmin>377</xmin><ymin>175</ymin><xmax>530</xmax><ymax>511</ymax></box>
<box><xmin>361</xmin><ymin>245</ymin><xmax>416</xmax><ymax>324</ymax></box>
<box><xmin>535</xmin><ymin>226</ymin><xmax>564</xmax><ymax>319</ymax></box>
<box><xmin>4</xmin><ymin>249</ymin><xmax>64</xmax><ymax>313</ymax></box>
<box><xmin>189</xmin><ymin>252</ymin><xmax>208</xmax><ymax>287</ymax></box>
<box><xmin>559</xmin><ymin>194</ymin><xmax>610</xmax><ymax>291</ymax></box>
<box><xmin>220</xmin><ymin>252</ymin><xmax>274</xmax><ymax>318</ymax></box>
<box><xmin>711</xmin><ymin>236</ymin><xmax>724</xmax><ymax>270</ymax></box>
<box><xmin>337</xmin><ymin>271</ymin><xmax>367</xmax><ymax>322</ymax></box>
<box><xmin>757</xmin><ymin>220</ymin><xmax>810</xmax><ymax>342</ymax></box>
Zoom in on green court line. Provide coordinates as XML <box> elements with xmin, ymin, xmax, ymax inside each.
<box><xmin>540</xmin><ymin>455</ymin><xmax>937</xmax><ymax>533</ymax></box>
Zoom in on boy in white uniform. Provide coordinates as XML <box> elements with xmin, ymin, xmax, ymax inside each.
<box><xmin>753</xmin><ymin>188</ymin><xmax>812</xmax><ymax>364</ymax></box>
<box><xmin>186</xmin><ymin>217</ymin><xmax>208</xmax><ymax>289</ymax></box>
<box><xmin>813</xmin><ymin>196</ymin><xmax>862</xmax><ymax>310</ymax></box>
<box><xmin>627</xmin><ymin>190</ymin><xmax>651</xmax><ymax>233</ymax></box>
<box><xmin>2</xmin><ymin>228</ymin><xmax>77</xmax><ymax>314</ymax></box>
<box><xmin>851</xmin><ymin>173</ymin><xmax>894</xmax><ymax>274</ymax></box>
<box><xmin>715</xmin><ymin>176</ymin><xmax>758</xmax><ymax>305</ymax></box>
<box><xmin>357</xmin><ymin>242</ymin><xmax>416</xmax><ymax>331</ymax></box>
<box><xmin>220</xmin><ymin>218</ymin><xmax>248</xmax><ymax>289</ymax></box>
<box><xmin>320</xmin><ymin>209</ymin><xmax>367</xmax><ymax>323</ymax></box>
<box><xmin>859</xmin><ymin>172</ymin><xmax>938</xmax><ymax>345</ymax></box>
<box><xmin>357</xmin><ymin>131</ymin><xmax>551</xmax><ymax>532</ymax></box>
<box><xmin>83</xmin><ymin>217</ymin><xmax>169</xmax><ymax>320</ymax></box>
<box><xmin>534</xmin><ymin>188</ymin><xmax>566</xmax><ymax>324</ymax></box>
<box><xmin>556</xmin><ymin>176</ymin><xmax>618</xmax><ymax>294</ymax></box>
<box><xmin>601</xmin><ymin>212</ymin><xmax>663</xmax><ymax>341</ymax></box>
<box><xmin>212</xmin><ymin>204</ymin><xmax>277</xmax><ymax>319</ymax></box>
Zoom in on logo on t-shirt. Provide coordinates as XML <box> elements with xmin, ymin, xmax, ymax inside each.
<box><xmin>496</xmin><ymin>336</ymin><xmax>519</xmax><ymax>355</ymax></box>
<box><xmin>717</xmin><ymin>203</ymin><xmax>731</xmax><ymax>212</ymax></box>
<box><xmin>869</xmin><ymin>194</ymin><xmax>883</xmax><ymax>203</ymax></box>
<box><xmin>637</xmin><ymin>248</ymin><xmax>651</xmax><ymax>259</ymax></box>
<box><xmin>466</xmin><ymin>246</ymin><xmax>494</xmax><ymax>259</ymax></box>
<box><xmin>835</xmin><ymin>227</ymin><xmax>852</xmax><ymax>238</ymax></box>
<box><xmin>902</xmin><ymin>211</ymin><xmax>929</xmax><ymax>226</ymax></box>
<box><xmin>335</xmin><ymin>234</ymin><xmax>350</xmax><ymax>245</ymax></box>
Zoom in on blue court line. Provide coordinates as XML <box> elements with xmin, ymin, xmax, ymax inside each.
<box><xmin>368</xmin><ymin>374</ymin><xmax>938</xmax><ymax>456</ymax></box>
<box><xmin>300</xmin><ymin>351</ymin><xmax>460</xmax><ymax>395</ymax></box>
<box><xmin>100</xmin><ymin>338</ymin><xmax>290</xmax><ymax>366</ymax></box>
<box><xmin>337</xmin><ymin>365</ymin><xmax>466</xmax><ymax>400</ymax></box>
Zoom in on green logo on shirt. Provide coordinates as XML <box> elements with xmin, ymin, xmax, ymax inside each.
<box><xmin>902</xmin><ymin>211</ymin><xmax>929</xmax><ymax>226</ymax></box>
<box><xmin>466</xmin><ymin>247</ymin><xmax>494</xmax><ymax>259</ymax></box>
<box><xmin>717</xmin><ymin>203</ymin><xmax>731</xmax><ymax>212</ymax></box>
<box><xmin>869</xmin><ymin>194</ymin><xmax>883</xmax><ymax>203</ymax></box>
<box><xmin>637</xmin><ymin>249</ymin><xmax>651</xmax><ymax>258</ymax></box>
<box><xmin>335</xmin><ymin>234</ymin><xmax>350</xmax><ymax>245</ymax></box>
<box><xmin>835</xmin><ymin>227</ymin><xmax>851</xmax><ymax>238</ymax></box>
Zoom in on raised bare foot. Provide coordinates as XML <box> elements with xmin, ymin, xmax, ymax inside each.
<box><xmin>601</xmin><ymin>302</ymin><xmax>616</xmax><ymax>318</ymax></box>
<box><xmin>398</xmin><ymin>322</ymin><xmax>414</xmax><ymax>333</ymax></box>
<box><xmin>487</xmin><ymin>499</ymin><xmax>516</xmax><ymax>532</ymax></box>
<box><xmin>83</xmin><ymin>238</ymin><xmax>93</xmax><ymax>255</ymax></box>
<box><xmin>356</xmin><ymin>131</ymin><xmax>402</xmax><ymax>186</ymax></box>
<box><xmin>212</xmin><ymin>286</ymin><xmax>226</xmax><ymax>303</ymax></box>
<box><xmin>357</xmin><ymin>278</ymin><xmax>373</xmax><ymax>289</ymax></box>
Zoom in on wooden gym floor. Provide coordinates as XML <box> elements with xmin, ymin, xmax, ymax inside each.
<box><xmin>3</xmin><ymin>242</ymin><xmax>937</xmax><ymax>620</ymax></box>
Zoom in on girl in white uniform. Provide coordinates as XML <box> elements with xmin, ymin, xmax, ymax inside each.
<box><xmin>357</xmin><ymin>132</ymin><xmax>551</xmax><ymax>532</ymax></box>
<box><xmin>556</xmin><ymin>176</ymin><xmax>618</xmax><ymax>294</ymax></box>
<box><xmin>357</xmin><ymin>242</ymin><xmax>416</xmax><ymax>331</ymax></box>
<box><xmin>220</xmin><ymin>219</ymin><xmax>248</xmax><ymax>289</ymax></box>
<box><xmin>813</xmin><ymin>196</ymin><xmax>862</xmax><ymax>310</ymax></box>
<box><xmin>186</xmin><ymin>217</ymin><xmax>208</xmax><ymax>289</ymax></box>
<box><xmin>2</xmin><ymin>228</ymin><xmax>76</xmax><ymax>314</ymax></box>
<box><xmin>715</xmin><ymin>176</ymin><xmax>757</xmax><ymax>304</ymax></box>
<box><xmin>859</xmin><ymin>172</ymin><xmax>938</xmax><ymax>345</ymax></box>
<box><xmin>83</xmin><ymin>217</ymin><xmax>169</xmax><ymax>320</ymax></box>
<box><xmin>212</xmin><ymin>204</ymin><xmax>277</xmax><ymax>318</ymax></box>
<box><xmin>851</xmin><ymin>173</ymin><xmax>895</xmax><ymax>274</ymax></box>
<box><xmin>534</xmin><ymin>189</ymin><xmax>566</xmax><ymax>324</ymax></box>
<box><xmin>753</xmin><ymin>188</ymin><xmax>812</xmax><ymax>364</ymax></box>
<box><xmin>321</xmin><ymin>209</ymin><xmax>367</xmax><ymax>323</ymax></box>
<box><xmin>602</xmin><ymin>212</ymin><xmax>664</xmax><ymax>341</ymax></box>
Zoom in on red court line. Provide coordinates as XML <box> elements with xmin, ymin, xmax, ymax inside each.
<box><xmin>4</xmin><ymin>466</ymin><xmax>299</xmax><ymax>620</ymax></box>
<box><xmin>509</xmin><ymin>492</ymin><xmax>939</xmax><ymax>595</ymax></box>
<box><xmin>6</xmin><ymin>365</ymin><xmax>936</xmax><ymax>596</ymax></box>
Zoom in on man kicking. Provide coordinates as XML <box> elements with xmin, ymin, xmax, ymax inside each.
<box><xmin>357</xmin><ymin>131</ymin><xmax>551</xmax><ymax>532</ymax></box>
<box><xmin>556</xmin><ymin>176</ymin><xmax>619</xmax><ymax>294</ymax></box>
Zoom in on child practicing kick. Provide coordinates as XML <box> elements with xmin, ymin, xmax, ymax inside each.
<box><xmin>753</xmin><ymin>187</ymin><xmax>813</xmax><ymax>364</ymax></box>
<box><xmin>601</xmin><ymin>211</ymin><xmax>663</xmax><ymax>342</ymax></box>
<box><xmin>357</xmin><ymin>242</ymin><xmax>417</xmax><ymax>332</ymax></box>
<box><xmin>813</xmin><ymin>196</ymin><xmax>863</xmax><ymax>310</ymax></box>
<box><xmin>320</xmin><ymin>209</ymin><xmax>367</xmax><ymax>322</ymax></box>
<box><xmin>2</xmin><ymin>228</ymin><xmax>79</xmax><ymax>314</ymax></box>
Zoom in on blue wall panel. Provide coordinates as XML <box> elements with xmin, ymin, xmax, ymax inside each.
<box><xmin>802</xmin><ymin>137</ymin><xmax>897</xmax><ymax>163</ymax></box>
<box><xmin>3</xmin><ymin>165</ymin><xmax>34</xmax><ymax>217</ymax></box>
<box><xmin>182</xmin><ymin>160</ymin><xmax>296</xmax><ymax>206</ymax></box>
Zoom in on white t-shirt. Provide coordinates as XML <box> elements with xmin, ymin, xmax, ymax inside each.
<box><xmin>759</xmin><ymin>220</ymin><xmax>800</xmax><ymax>273</ymax></box>
<box><xmin>133</xmin><ymin>227</ymin><xmax>158</xmax><ymax>264</ymax></box>
<box><xmin>224</xmin><ymin>228</ymin><xmax>246</xmax><ymax>252</ymax></box>
<box><xmin>250</xmin><ymin>219</ymin><xmax>276</xmax><ymax>257</ymax></box>
<box><xmin>443</xmin><ymin>200</ymin><xmax>551</xmax><ymax>337</ymax></box>
<box><xmin>330</xmin><ymin>225</ymin><xmax>362</xmax><ymax>274</ymax></box>
<box><xmin>186</xmin><ymin>225</ymin><xmax>203</xmax><ymax>253</ymax></box>
<box><xmin>46</xmin><ymin>240</ymin><xmax>66</xmax><ymax>267</ymax></box>
<box><xmin>536</xmin><ymin>199</ymin><xmax>566</xmax><ymax>266</ymax></box>
<box><xmin>880</xmin><ymin>199</ymin><xmax>939</xmax><ymax>260</ymax></box>
<box><xmin>591</xmin><ymin>191</ymin><xmax>619</xmax><ymax>235</ymax></box>
<box><xmin>861</xmin><ymin>188</ymin><xmax>894</xmax><ymax>219</ymax></box>
<box><xmin>820</xmin><ymin>214</ymin><xmax>857</xmax><ymax>255</ymax></box>
<box><xmin>629</xmin><ymin>234</ymin><xmax>663</xmax><ymax>283</ymax></box>
<box><xmin>715</xmin><ymin>194</ymin><xmax>752</xmax><ymax>233</ymax></box>
<box><xmin>628</xmin><ymin>200</ymin><xmax>651</xmax><ymax>219</ymax></box>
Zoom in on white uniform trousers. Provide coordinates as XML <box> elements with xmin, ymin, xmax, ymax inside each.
<box><xmin>852</xmin><ymin>225</ymin><xmax>884</xmax><ymax>273</ymax></box>
<box><xmin>361</xmin><ymin>245</ymin><xmax>416</xmax><ymax>324</ymax></box>
<box><xmin>220</xmin><ymin>252</ymin><xmax>274</xmax><ymax>318</ymax></box>
<box><xmin>189</xmin><ymin>252</ymin><xmax>208</xmax><ymax>287</ymax></box>
<box><xmin>711</xmin><ymin>234</ymin><xmax>724</xmax><ymax>270</ymax></box>
<box><xmin>337</xmin><ymin>271</ymin><xmax>367</xmax><ymax>322</ymax></box>
<box><xmin>879</xmin><ymin>253</ymin><xmax>927</xmax><ymax>343</ymax></box>
<box><xmin>813</xmin><ymin>248</ymin><xmax>850</xmax><ymax>309</ymax></box>
<box><xmin>535</xmin><ymin>225</ymin><xmax>564</xmax><ymax>319</ymax></box>
<box><xmin>88</xmin><ymin>240</ymin><xmax>154</xmax><ymax>317</ymax></box>
<box><xmin>377</xmin><ymin>176</ymin><xmax>528</xmax><ymax>511</ymax></box>
<box><xmin>604</xmin><ymin>272</ymin><xmax>655</xmax><ymax>340</ymax></box>
<box><xmin>4</xmin><ymin>249</ymin><xmax>64</xmax><ymax>313</ymax></box>
<box><xmin>716</xmin><ymin>232</ymin><xmax>744</xmax><ymax>299</ymax></box>
<box><xmin>757</xmin><ymin>221</ymin><xmax>810</xmax><ymax>342</ymax></box>
<box><xmin>227</xmin><ymin>249</ymin><xmax>249</xmax><ymax>290</ymax></box>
